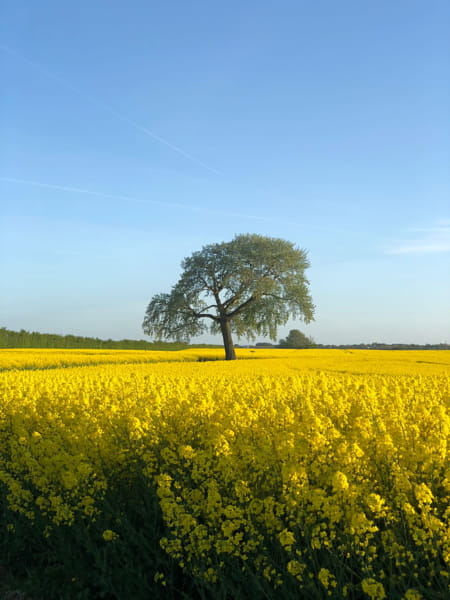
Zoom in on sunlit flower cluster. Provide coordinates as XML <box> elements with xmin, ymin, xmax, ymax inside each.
<box><xmin>0</xmin><ymin>349</ymin><xmax>449</xmax><ymax>598</ymax></box>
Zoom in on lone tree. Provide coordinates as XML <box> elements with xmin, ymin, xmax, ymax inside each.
<box><xmin>142</xmin><ymin>234</ymin><xmax>314</xmax><ymax>360</ymax></box>
<box><xmin>279</xmin><ymin>329</ymin><xmax>315</xmax><ymax>349</ymax></box>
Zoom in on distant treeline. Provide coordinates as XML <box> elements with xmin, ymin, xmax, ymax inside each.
<box><xmin>316</xmin><ymin>342</ymin><xmax>450</xmax><ymax>350</ymax></box>
<box><xmin>1</xmin><ymin>328</ymin><xmax>448</xmax><ymax>351</ymax></box>
<box><xmin>0</xmin><ymin>328</ymin><xmax>218</xmax><ymax>350</ymax></box>
<box><xmin>253</xmin><ymin>342</ymin><xmax>450</xmax><ymax>350</ymax></box>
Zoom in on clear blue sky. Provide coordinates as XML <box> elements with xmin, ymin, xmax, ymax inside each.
<box><xmin>1</xmin><ymin>0</ymin><xmax>449</xmax><ymax>345</ymax></box>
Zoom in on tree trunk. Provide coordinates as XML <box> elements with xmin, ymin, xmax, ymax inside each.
<box><xmin>220</xmin><ymin>319</ymin><xmax>236</xmax><ymax>360</ymax></box>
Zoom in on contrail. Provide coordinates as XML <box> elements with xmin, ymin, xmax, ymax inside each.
<box><xmin>1</xmin><ymin>176</ymin><xmax>362</xmax><ymax>233</ymax></box>
<box><xmin>0</xmin><ymin>176</ymin><xmax>295</xmax><ymax>225</ymax></box>
<box><xmin>0</xmin><ymin>45</ymin><xmax>221</xmax><ymax>175</ymax></box>
<box><xmin>0</xmin><ymin>176</ymin><xmax>202</xmax><ymax>212</ymax></box>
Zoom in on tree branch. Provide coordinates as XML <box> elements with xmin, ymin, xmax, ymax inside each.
<box><xmin>199</xmin><ymin>276</ymin><xmax>214</xmax><ymax>293</ymax></box>
<box><xmin>222</xmin><ymin>294</ymin><xmax>240</xmax><ymax>310</ymax></box>
<box><xmin>183</xmin><ymin>304</ymin><xmax>219</xmax><ymax>322</ymax></box>
<box><xmin>227</xmin><ymin>294</ymin><xmax>255</xmax><ymax>318</ymax></box>
<box><xmin>194</xmin><ymin>312</ymin><xmax>219</xmax><ymax>321</ymax></box>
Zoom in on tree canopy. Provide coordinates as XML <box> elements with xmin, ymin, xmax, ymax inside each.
<box><xmin>142</xmin><ymin>233</ymin><xmax>315</xmax><ymax>360</ymax></box>
<box><xmin>279</xmin><ymin>329</ymin><xmax>315</xmax><ymax>349</ymax></box>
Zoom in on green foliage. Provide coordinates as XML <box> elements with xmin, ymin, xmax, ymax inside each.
<box><xmin>0</xmin><ymin>467</ymin><xmax>197</xmax><ymax>600</ymax></box>
<box><xmin>0</xmin><ymin>327</ymin><xmax>220</xmax><ymax>350</ymax></box>
<box><xmin>143</xmin><ymin>234</ymin><xmax>315</xmax><ymax>358</ymax></box>
<box><xmin>0</xmin><ymin>472</ymin><xmax>310</xmax><ymax>600</ymax></box>
<box><xmin>279</xmin><ymin>329</ymin><xmax>315</xmax><ymax>349</ymax></box>
<box><xmin>2</xmin><ymin>426</ymin><xmax>446</xmax><ymax>600</ymax></box>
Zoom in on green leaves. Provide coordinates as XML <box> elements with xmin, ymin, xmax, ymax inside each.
<box><xmin>142</xmin><ymin>293</ymin><xmax>208</xmax><ymax>342</ymax></box>
<box><xmin>279</xmin><ymin>329</ymin><xmax>315</xmax><ymax>349</ymax></box>
<box><xmin>143</xmin><ymin>234</ymin><xmax>314</xmax><ymax>350</ymax></box>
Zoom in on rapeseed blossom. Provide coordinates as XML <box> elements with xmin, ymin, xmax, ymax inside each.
<box><xmin>0</xmin><ymin>349</ymin><xmax>449</xmax><ymax>598</ymax></box>
<box><xmin>318</xmin><ymin>567</ymin><xmax>337</xmax><ymax>589</ymax></box>
<box><xmin>362</xmin><ymin>578</ymin><xmax>386</xmax><ymax>599</ymax></box>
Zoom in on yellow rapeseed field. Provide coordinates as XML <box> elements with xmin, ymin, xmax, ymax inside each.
<box><xmin>0</xmin><ymin>349</ymin><xmax>449</xmax><ymax>599</ymax></box>
<box><xmin>1</xmin><ymin>347</ymin><xmax>449</xmax><ymax>374</ymax></box>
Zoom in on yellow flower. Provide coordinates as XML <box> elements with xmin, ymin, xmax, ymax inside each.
<box><xmin>403</xmin><ymin>590</ymin><xmax>422</xmax><ymax>600</ymax></box>
<box><xmin>414</xmin><ymin>483</ymin><xmax>433</xmax><ymax>506</ymax></box>
<box><xmin>318</xmin><ymin>568</ymin><xmax>337</xmax><ymax>589</ymax></box>
<box><xmin>278</xmin><ymin>529</ymin><xmax>296</xmax><ymax>551</ymax></box>
<box><xmin>102</xmin><ymin>529</ymin><xmax>119</xmax><ymax>542</ymax></box>
<box><xmin>154</xmin><ymin>572</ymin><xmax>166</xmax><ymax>586</ymax></box>
<box><xmin>366</xmin><ymin>493</ymin><xmax>385</xmax><ymax>515</ymax></box>
<box><xmin>287</xmin><ymin>560</ymin><xmax>304</xmax><ymax>580</ymax></box>
<box><xmin>362</xmin><ymin>578</ymin><xmax>386</xmax><ymax>600</ymax></box>
<box><xmin>179</xmin><ymin>444</ymin><xmax>195</xmax><ymax>460</ymax></box>
<box><xmin>332</xmin><ymin>471</ymin><xmax>349</xmax><ymax>493</ymax></box>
